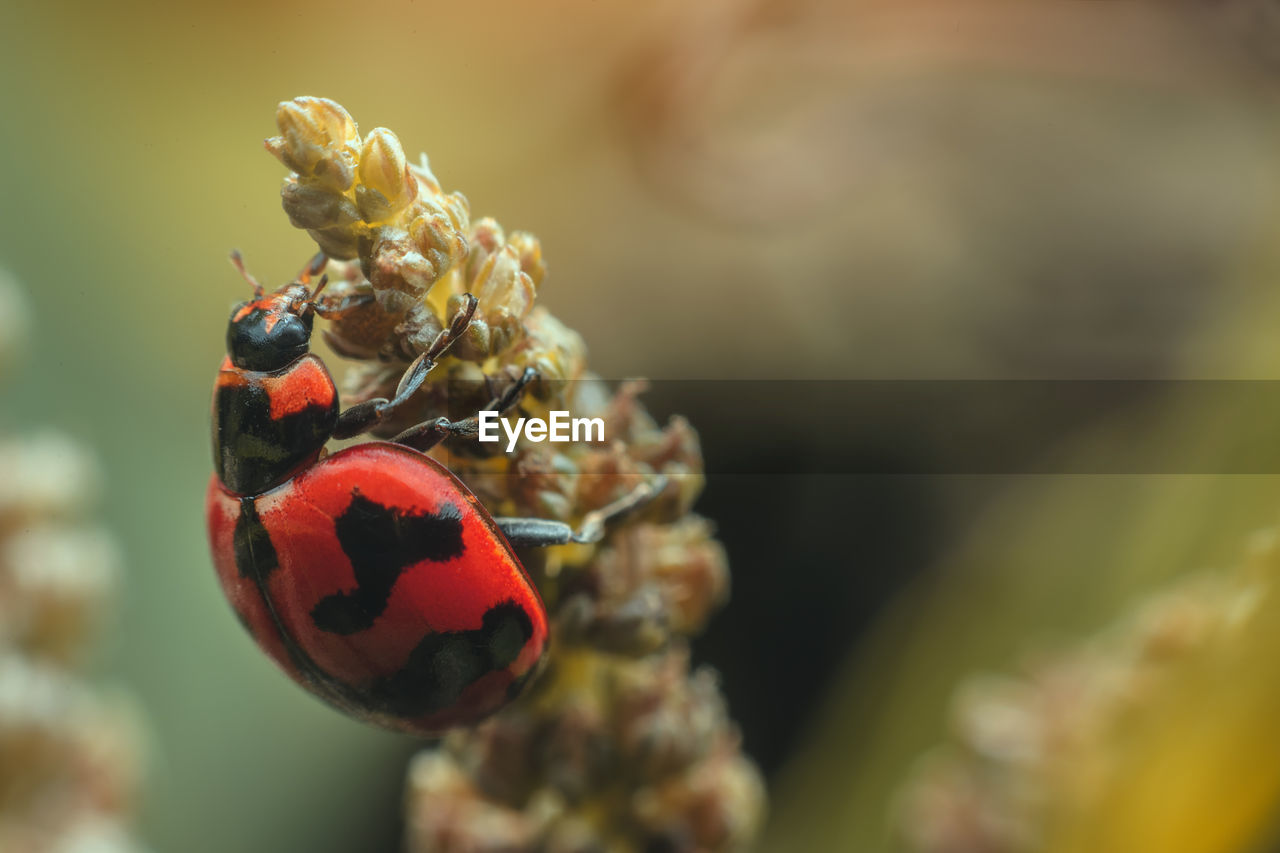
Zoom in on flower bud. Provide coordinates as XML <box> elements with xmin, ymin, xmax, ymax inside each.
<box><xmin>407</xmin><ymin>211</ymin><xmax>468</xmax><ymax>291</ymax></box>
<box><xmin>367</xmin><ymin>229</ymin><xmax>438</xmax><ymax>311</ymax></box>
<box><xmin>399</xmin><ymin>301</ymin><xmax>446</xmax><ymax>357</ymax></box>
<box><xmin>632</xmin><ymin>744</ymin><xmax>766</xmax><ymax>851</ymax></box>
<box><xmin>451</xmin><ymin>316</ymin><xmax>491</xmax><ymax>363</ymax></box>
<box><xmin>536</xmin><ymin>692</ymin><xmax>612</xmax><ymax>801</ymax></box>
<box><xmin>511</xmin><ymin>449</ymin><xmax>577</xmax><ymax>521</ymax></box>
<box><xmin>558</xmin><ymin>589</ymin><xmax>669</xmax><ymax>656</ymax></box>
<box><xmin>405</xmin><ymin>752</ymin><xmax>536</xmax><ymax>852</ymax></box>
<box><xmin>466</xmin><ymin>218</ymin><xmax>505</xmax><ymax>281</ymax></box>
<box><xmin>266</xmin><ymin>97</ymin><xmax>359</xmax><ymax>191</ymax></box>
<box><xmin>519</xmin><ymin>309</ymin><xmax>587</xmax><ymax>385</ymax></box>
<box><xmin>507</xmin><ymin>231</ymin><xmax>547</xmax><ymax>289</ymax></box>
<box><xmin>307</xmin><ymin>225</ymin><xmax>360</xmax><ymax>261</ymax></box>
<box><xmin>614</xmin><ymin>655</ymin><xmax>725</xmax><ymax>779</ymax></box>
<box><xmin>356</xmin><ymin>128</ymin><xmax>416</xmax><ymax>222</ymax></box>
<box><xmin>473</xmin><ymin>248</ymin><xmax>535</xmax><ymax>341</ymax></box>
<box><xmin>449</xmin><ymin>711</ymin><xmax>538</xmax><ymax>804</ymax></box>
<box><xmin>281</xmin><ymin>180</ymin><xmax>361</xmax><ymax>231</ymax></box>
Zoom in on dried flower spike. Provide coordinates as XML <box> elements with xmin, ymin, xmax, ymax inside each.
<box><xmin>267</xmin><ymin>96</ymin><xmax>765</xmax><ymax>851</ymax></box>
<box><xmin>896</xmin><ymin>525</ymin><xmax>1280</xmax><ymax>853</ymax></box>
<box><xmin>0</xmin><ymin>272</ymin><xmax>146</xmax><ymax>851</ymax></box>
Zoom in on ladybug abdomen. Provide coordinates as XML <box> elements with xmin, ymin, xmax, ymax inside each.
<box><xmin>206</xmin><ymin>443</ymin><xmax>548</xmax><ymax>734</ymax></box>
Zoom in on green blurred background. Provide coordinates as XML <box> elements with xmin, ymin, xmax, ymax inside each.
<box><xmin>6</xmin><ymin>1</ymin><xmax>1280</xmax><ymax>851</ymax></box>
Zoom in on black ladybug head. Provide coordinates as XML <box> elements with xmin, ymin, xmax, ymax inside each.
<box><xmin>226</xmin><ymin>284</ymin><xmax>315</xmax><ymax>372</ymax></box>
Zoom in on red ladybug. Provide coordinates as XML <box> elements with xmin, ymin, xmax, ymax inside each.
<box><xmin>206</xmin><ymin>254</ymin><xmax>655</xmax><ymax>735</ymax></box>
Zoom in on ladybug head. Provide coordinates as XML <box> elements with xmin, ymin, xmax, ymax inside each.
<box><xmin>225</xmin><ymin>252</ymin><xmax>326</xmax><ymax>372</ymax></box>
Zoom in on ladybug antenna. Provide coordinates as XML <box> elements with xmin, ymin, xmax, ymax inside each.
<box><xmin>299</xmin><ymin>274</ymin><xmax>330</xmax><ymax>320</ymax></box>
<box><xmin>229</xmin><ymin>250</ymin><xmax>264</xmax><ymax>299</ymax></box>
<box><xmin>311</xmin><ymin>274</ymin><xmax>330</xmax><ymax>300</ymax></box>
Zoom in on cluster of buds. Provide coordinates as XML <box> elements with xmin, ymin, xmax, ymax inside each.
<box><xmin>268</xmin><ymin>97</ymin><xmax>764</xmax><ymax>852</ymax></box>
<box><xmin>269</xmin><ymin>97</ymin><xmax>468</xmax><ymax>313</ymax></box>
<box><xmin>895</xmin><ymin>526</ymin><xmax>1280</xmax><ymax>853</ymax></box>
<box><xmin>0</xmin><ymin>274</ymin><xmax>146</xmax><ymax>852</ymax></box>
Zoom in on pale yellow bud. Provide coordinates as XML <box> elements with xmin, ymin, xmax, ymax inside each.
<box><xmin>266</xmin><ymin>97</ymin><xmax>360</xmax><ymax>191</ymax></box>
<box><xmin>408</xmin><ymin>211</ymin><xmax>467</xmax><ymax>286</ymax></box>
<box><xmin>485</xmin><ymin>308</ymin><xmax>520</xmax><ymax>356</ymax></box>
<box><xmin>472</xmin><ymin>246</ymin><xmax>535</xmax><ymax>337</ymax></box>
<box><xmin>507</xmin><ymin>231</ymin><xmax>546</xmax><ymax>289</ymax></box>
<box><xmin>442</xmin><ymin>191</ymin><xmax>470</xmax><ymax>232</ymax></box>
<box><xmin>470</xmin><ymin>218</ymin><xmax>504</xmax><ymax>255</ymax></box>
<box><xmin>356</xmin><ymin>128</ymin><xmax>416</xmax><ymax>222</ymax></box>
<box><xmin>466</xmin><ymin>218</ymin><xmax>505</xmax><ymax>282</ymax></box>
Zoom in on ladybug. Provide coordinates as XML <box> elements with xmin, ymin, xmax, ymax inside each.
<box><xmin>206</xmin><ymin>253</ymin><xmax>657</xmax><ymax>735</ymax></box>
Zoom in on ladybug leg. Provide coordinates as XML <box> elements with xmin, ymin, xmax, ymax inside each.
<box><xmin>391</xmin><ymin>367</ymin><xmax>537</xmax><ymax>453</ymax></box>
<box><xmin>331</xmin><ymin>295</ymin><xmax>479</xmax><ymax>439</ymax></box>
<box><xmin>314</xmin><ymin>291</ymin><xmax>376</xmax><ymax>321</ymax></box>
<box><xmin>495</xmin><ymin>476</ymin><xmax>668</xmax><ymax>547</ymax></box>
<box><xmin>295</xmin><ymin>251</ymin><xmax>328</xmax><ymax>286</ymax></box>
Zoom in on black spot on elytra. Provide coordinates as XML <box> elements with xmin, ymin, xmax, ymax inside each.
<box><xmin>229</xmin><ymin>497</ymin><xmax>401</xmax><ymax>718</ymax></box>
<box><xmin>233</xmin><ymin>497</ymin><xmax>279</xmax><ymax>580</ymax></box>
<box><xmin>368</xmin><ymin>601</ymin><xmax>535</xmax><ymax>717</ymax></box>
<box><xmin>232</xmin><ymin>496</ymin><xmax>334</xmax><ymax>688</ymax></box>
<box><xmin>310</xmin><ymin>492</ymin><xmax>466</xmax><ymax>635</ymax></box>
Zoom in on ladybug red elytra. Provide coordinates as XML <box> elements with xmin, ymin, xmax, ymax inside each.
<box><xmin>206</xmin><ymin>253</ymin><xmax>658</xmax><ymax>735</ymax></box>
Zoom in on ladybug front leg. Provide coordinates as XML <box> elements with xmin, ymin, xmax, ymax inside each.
<box><xmin>390</xmin><ymin>367</ymin><xmax>538</xmax><ymax>453</ymax></box>
<box><xmin>313</xmin><ymin>291</ymin><xmax>376</xmax><ymax>321</ymax></box>
<box><xmin>495</xmin><ymin>476</ymin><xmax>668</xmax><ymax>547</ymax></box>
<box><xmin>331</xmin><ymin>295</ymin><xmax>479</xmax><ymax>439</ymax></box>
<box><xmin>294</xmin><ymin>251</ymin><xmax>328</xmax><ymax>287</ymax></box>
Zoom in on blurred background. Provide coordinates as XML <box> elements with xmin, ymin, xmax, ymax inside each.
<box><xmin>5</xmin><ymin>0</ymin><xmax>1280</xmax><ymax>850</ymax></box>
